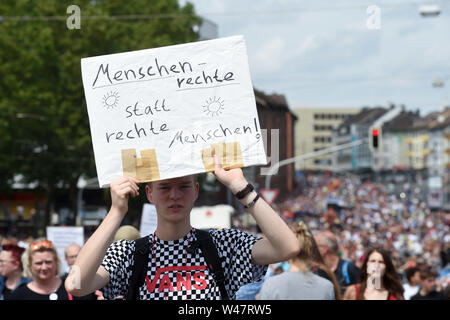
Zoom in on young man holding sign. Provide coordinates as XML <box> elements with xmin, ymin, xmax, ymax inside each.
<box><xmin>65</xmin><ymin>157</ymin><xmax>300</xmax><ymax>300</ymax></box>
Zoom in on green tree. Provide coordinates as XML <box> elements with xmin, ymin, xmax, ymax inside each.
<box><xmin>0</xmin><ymin>0</ymin><xmax>200</xmax><ymax>228</ymax></box>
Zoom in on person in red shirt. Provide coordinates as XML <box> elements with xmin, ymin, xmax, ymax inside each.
<box><xmin>343</xmin><ymin>247</ymin><xmax>404</xmax><ymax>300</ymax></box>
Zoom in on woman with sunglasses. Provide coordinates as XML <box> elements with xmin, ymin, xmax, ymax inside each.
<box><xmin>6</xmin><ymin>240</ymin><xmax>71</xmax><ymax>300</ymax></box>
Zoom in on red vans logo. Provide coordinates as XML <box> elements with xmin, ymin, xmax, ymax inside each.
<box><xmin>146</xmin><ymin>265</ymin><xmax>208</xmax><ymax>293</ymax></box>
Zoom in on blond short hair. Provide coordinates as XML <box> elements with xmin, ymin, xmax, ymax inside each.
<box><xmin>27</xmin><ymin>239</ymin><xmax>60</xmax><ymax>276</ymax></box>
<box><xmin>114</xmin><ymin>225</ymin><xmax>141</xmax><ymax>241</ymax></box>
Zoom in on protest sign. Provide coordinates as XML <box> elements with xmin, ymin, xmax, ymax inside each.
<box><xmin>46</xmin><ymin>226</ymin><xmax>84</xmax><ymax>275</ymax></box>
<box><xmin>81</xmin><ymin>35</ymin><xmax>267</xmax><ymax>187</ymax></box>
<box><xmin>140</xmin><ymin>203</ymin><xmax>158</xmax><ymax>237</ymax></box>
<box><xmin>190</xmin><ymin>205</ymin><xmax>233</xmax><ymax>229</ymax></box>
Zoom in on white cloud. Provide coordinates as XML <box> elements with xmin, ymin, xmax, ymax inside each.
<box><xmin>295</xmin><ymin>34</ymin><xmax>319</xmax><ymax>56</ymax></box>
<box><xmin>254</xmin><ymin>37</ymin><xmax>286</xmax><ymax>70</ymax></box>
<box><xmin>185</xmin><ymin>0</ymin><xmax>450</xmax><ymax>113</ymax></box>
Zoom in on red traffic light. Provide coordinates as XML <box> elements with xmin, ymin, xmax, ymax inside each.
<box><xmin>371</xmin><ymin>128</ymin><xmax>379</xmax><ymax>148</ymax></box>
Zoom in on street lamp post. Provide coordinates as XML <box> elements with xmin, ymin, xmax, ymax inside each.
<box><xmin>419</xmin><ymin>4</ymin><xmax>441</xmax><ymax>17</ymax></box>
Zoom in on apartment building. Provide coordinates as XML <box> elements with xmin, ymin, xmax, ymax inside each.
<box><xmin>425</xmin><ymin>108</ymin><xmax>450</xmax><ymax>208</ymax></box>
<box><xmin>332</xmin><ymin>107</ymin><xmax>388</xmax><ymax>172</ymax></box>
<box><xmin>293</xmin><ymin>108</ymin><xmax>360</xmax><ymax>171</ymax></box>
<box><xmin>379</xmin><ymin>110</ymin><xmax>421</xmax><ymax>171</ymax></box>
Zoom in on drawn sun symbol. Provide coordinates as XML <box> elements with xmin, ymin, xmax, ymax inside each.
<box><xmin>202</xmin><ymin>96</ymin><xmax>224</xmax><ymax>117</ymax></box>
<box><xmin>102</xmin><ymin>91</ymin><xmax>120</xmax><ymax>109</ymax></box>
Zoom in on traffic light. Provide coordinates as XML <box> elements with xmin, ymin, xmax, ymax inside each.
<box><xmin>372</xmin><ymin>128</ymin><xmax>379</xmax><ymax>148</ymax></box>
<box><xmin>370</xmin><ymin>127</ymin><xmax>381</xmax><ymax>150</ymax></box>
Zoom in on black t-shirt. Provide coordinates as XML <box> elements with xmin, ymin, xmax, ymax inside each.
<box><xmin>334</xmin><ymin>258</ymin><xmax>360</xmax><ymax>295</ymax></box>
<box><xmin>2</xmin><ymin>286</ymin><xmax>12</xmax><ymax>299</ymax></box>
<box><xmin>410</xmin><ymin>290</ymin><xmax>446</xmax><ymax>300</ymax></box>
<box><xmin>6</xmin><ymin>282</ymin><xmax>69</xmax><ymax>300</ymax></box>
<box><xmin>315</xmin><ymin>268</ymin><xmax>332</xmax><ymax>282</ymax></box>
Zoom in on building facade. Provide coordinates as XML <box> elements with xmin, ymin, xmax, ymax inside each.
<box><xmin>332</xmin><ymin>107</ymin><xmax>388</xmax><ymax>172</ymax></box>
<box><xmin>379</xmin><ymin>110</ymin><xmax>421</xmax><ymax>171</ymax></box>
<box><xmin>425</xmin><ymin>108</ymin><xmax>450</xmax><ymax>209</ymax></box>
<box><xmin>252</xmin><ymin>91</ymin><xmax>297</xmax><ymax>198</ymax></box>
<box><xmin>293</xmin><ymin>108</ymin><xmax>360</xmax><ymax>171</ymax></box>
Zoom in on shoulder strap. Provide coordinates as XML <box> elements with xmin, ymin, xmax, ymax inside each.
<box><xmin>342</xmin><ymin>260</ymin><xmax>350</xmax><ymax>285</ymax></box>
<box><xmin>126</xmin><ymin>235</ymin><xmax>150</xmax><ymax>301</ymax></box>
<box><xmin>195</xmin><ymin>229</ymin><xmax>229</xmax><ymax>300</ymax></box>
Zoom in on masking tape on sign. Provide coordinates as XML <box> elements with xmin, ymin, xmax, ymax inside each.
<box><xmin>201</xmin><ymin>142</ymin><xmax>244</xmax><ymax>172</ymax></box>
<box><xmin>121</xmin><ymin>148</ymin><xmax>160</xmax><ymax>182</ymax></box>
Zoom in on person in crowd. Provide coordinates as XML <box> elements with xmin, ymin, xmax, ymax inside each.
<box><xmin>343</xmin><ymin>247</ymin><xmax>404</xmax><ymax>300</ymax></box>
<box><xmin>273</xmin><ymin>265</ymin><xmax>284</xmax><ymax>275</ymax></box>
<box><xmin>0</xmin><ymin>244</ymin><xmax>31</xmax><ymax>299</ymax></box>
<box><xmin>439</xmin><ymin>242</ymin><xmax>449</xmax><ymax>268</ymax></box>
<box><xmin>315</xmin><ymin>230</ymin><xmax>359</xmax><ymax>295</ymax></box>
<box><xmin>1</xmin><ymin>237</ymin><xmax>18</xmax><ymax>246</ymax></box>
<box><xmin>64</xmin><ymin>243</ymin><xmax>82</xmax><ymax>274</ymax></box>
<box><xmin>114</xmin><ymin>225</ymin><xmax>141</xmax><ymax>241</ymax></box>
<box><xmin>235</xmin><ymin>259</ymin><xmax>291</xmax><ymax>300</ymax></box>
<box><xmin>6</xmin><ymin>239</ymin><xmax>70</xmax><ymax>300</ymax></box>
<box><xmin>65</xmin><ymin>158</ymin><xmax>300</xmax><ymax>300</ymax></box>
<box><xmin>403</xmin><ymin>267</ymin><xmax>421</xmax><ymax>300</ymax></box>
<box><xmin>258</xmin><ymin>221</ymin><xmax>337</xmax><ymax>300</ymax></box>
<box><xmin>444</xmin><ymin>281</ymin><xmax>450</xmax><ymax>300</ymax></box>
<box><xmin>235</xmin><ymin>271</ymin><xmax>269</xmax><ymax>300</ymax></box>
<box><xmin>411</xmin><ymin>268</ymin><xmax>447</xmax><ymax>300</ymax></box>
<box><xmin>61</xmin><ymin>243</ymin><xmax>101</xmax><ymax>300</ymax></box>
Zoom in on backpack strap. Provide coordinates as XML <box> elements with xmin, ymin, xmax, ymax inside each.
<box><xmin>126</xmin><ymin>235</ymin><xmax>150</xmax><ymax>301</ymax></box>
<box><xmin>194</xmin><ymin>229</ymin><xmax>229</xmax><ymax>300</ymax></box>
<box><xmin>342</xmin><ymin>260</ymin><xmax>351</xmax><ymax>285</ymax></box>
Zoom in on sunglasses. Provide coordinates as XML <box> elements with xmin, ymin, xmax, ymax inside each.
<box><xmin>29</xmin><ymin>240</ymin><xmax>53</xmax><ymax>251</ymax></box>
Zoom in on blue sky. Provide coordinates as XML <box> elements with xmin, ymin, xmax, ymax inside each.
<box><xmin>182</xmin><ymin>0</ymin><xmax>450</xmax><ymax>115</ymax></box>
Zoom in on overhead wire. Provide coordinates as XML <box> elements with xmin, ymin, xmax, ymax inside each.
<box><xmin>0</xmin><ymin>0</ymin><xmax>448</xmax><ymax>21</ymax></box>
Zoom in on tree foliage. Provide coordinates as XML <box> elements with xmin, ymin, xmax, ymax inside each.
<box><xmin>0</xmin><ymin>0</ymin><xmax>200</xmax><ymax>225</ymax></box>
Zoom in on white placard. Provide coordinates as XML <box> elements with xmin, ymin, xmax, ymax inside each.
<box><xmin>46</xmin><ymin>226</ymin><xmax>84</xmax><ymax>276</ymax></box>
<box><xmin>81</xmin><ymin>35</ymin><xmax>267</xmax><ymax>187</ymax></box>
<box><xmin>140</xmin><ymin>203</ymin><xmax>158</xmax><ymax>237</ymax></box>
<box><xmin>190</xmin><ymin>204</ymin><xmax>233</xmax><ymax>229</ymax></box>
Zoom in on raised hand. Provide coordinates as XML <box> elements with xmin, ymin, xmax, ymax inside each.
<box><xmin>213</xmin><ymin>155</ymin><xmax>248</xmax><ymax>194</ymax></box>
<box><xmin>110</xmin><ymin>176</ymin><xmax>140</xmax><ymax>215</ymax></box>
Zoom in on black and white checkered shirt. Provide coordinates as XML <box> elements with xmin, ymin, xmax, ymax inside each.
<box><xmin>101</xmin><ymin>228</ymin><xmax>267</xmax><ymax>300</ymax></box>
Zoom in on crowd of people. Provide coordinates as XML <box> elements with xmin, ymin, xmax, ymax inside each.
<box><xmin>0</xmin><ymin>225</ymin><xmax>143</xmax><ymax>300</ymax></box>
<box><xmin>274</xmin><ymin>176</ymin><xmax>449</xmax><ymax>270</ymax></box>
<box><xmin>1</xmin><ymin>171</ymin><xmax>449</xmax><ymax>300</ymax></box>
<box><xmin>237</xmin><ymin>175</ymin><xmax>450</xmax><ymax>300</ymax></box>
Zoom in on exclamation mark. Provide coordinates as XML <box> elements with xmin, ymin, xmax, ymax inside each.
<box><xmin>254</xmin><ymin>117</ymin><xmax>261</xmax><ymax>140</ymax></box>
